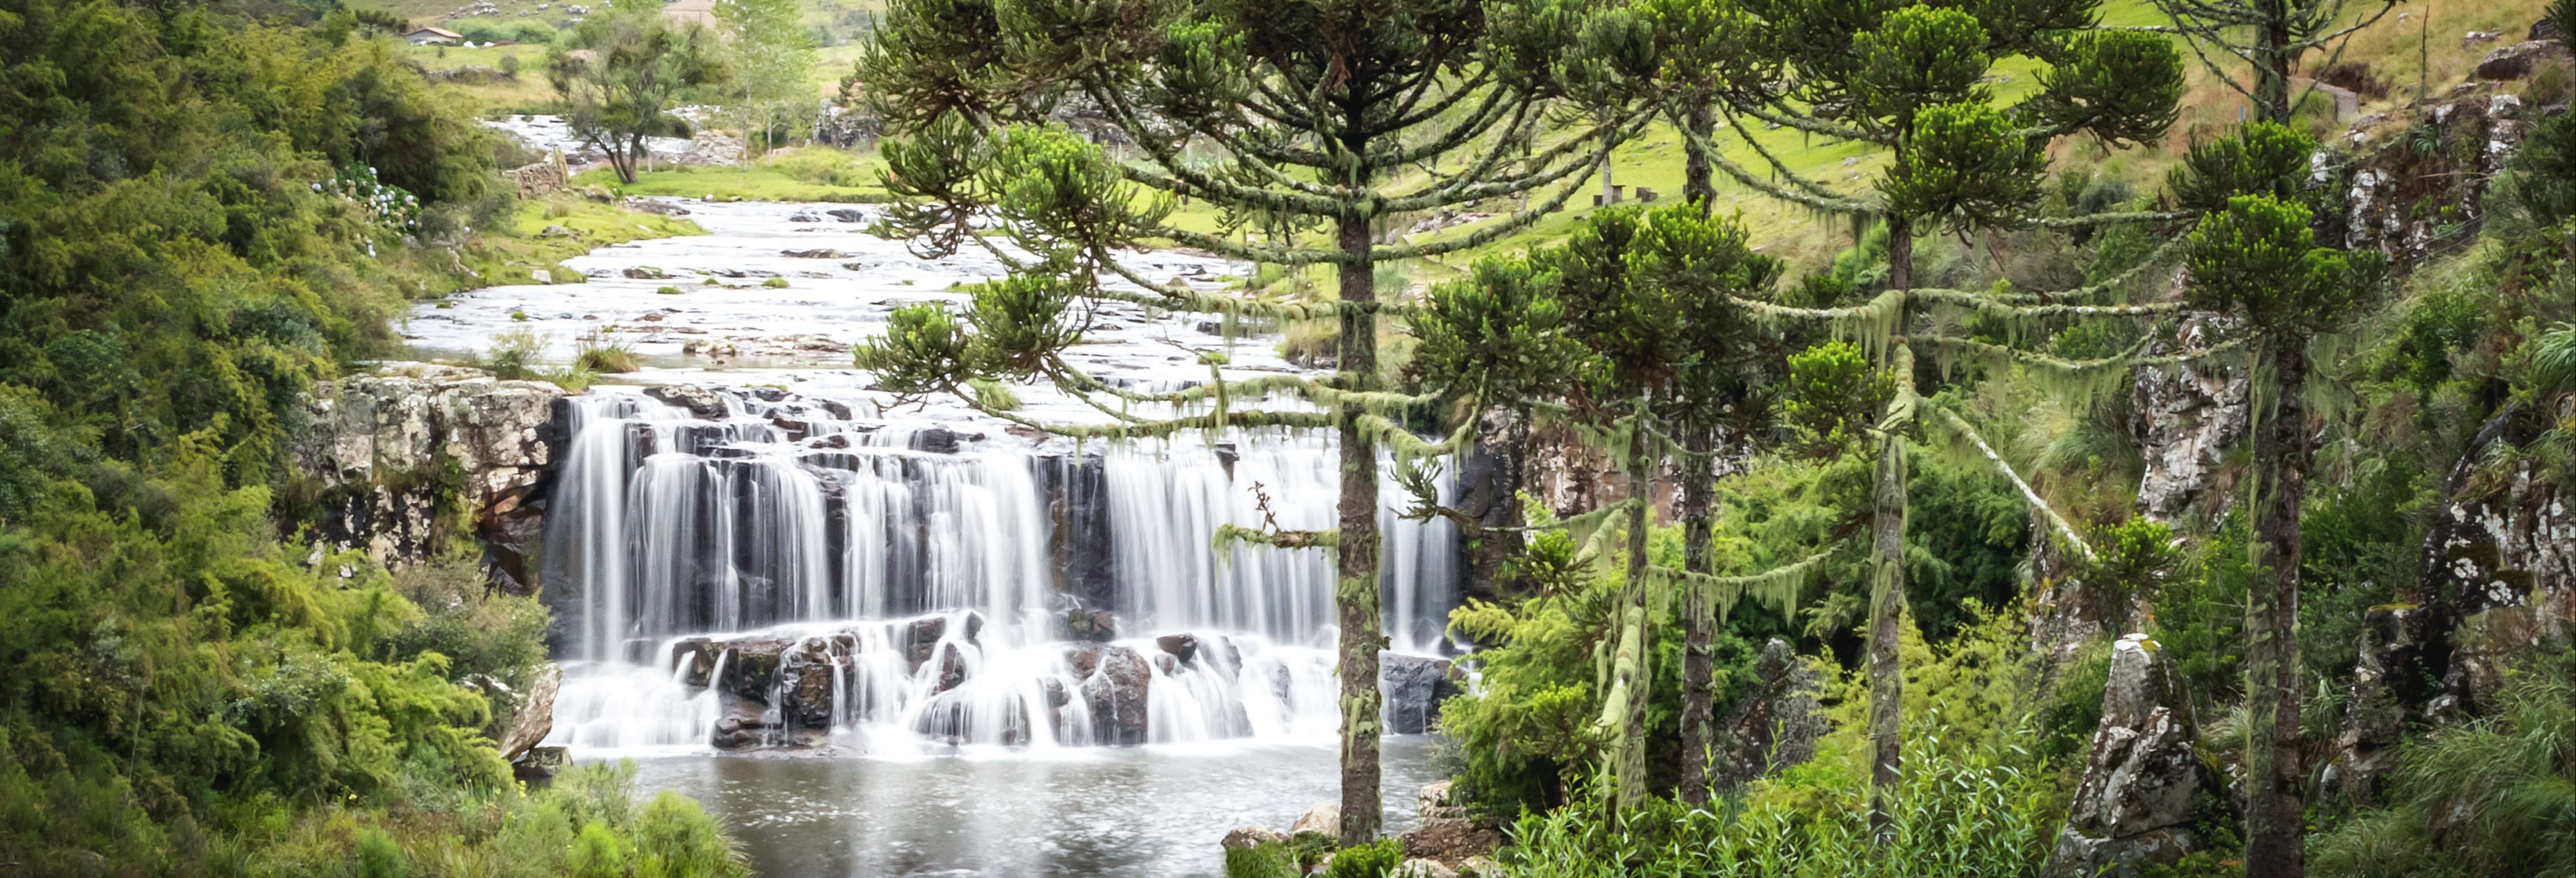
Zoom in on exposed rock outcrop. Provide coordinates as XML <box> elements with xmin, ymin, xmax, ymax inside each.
<box><xmin>2415</xmin><ymin>406</ymin><xmax>2576</xmax><ymax>718</ymax></box>
<box><xmin>294</xmin><ymin>363</ymin><xmax>566</xmax><ymax>586</ymax></box>
<box><xmin>1711</xmin><ymin>638</ymin><xmax>1822</xmax><ymax>789</ymax></box>
<box><xmin>1380</xmin><ymin>653</ymin><xmax>1468</xmax><ymax>734</ymax></box>
<box><xmin>496</xmin><ymin>663</ymin><xmax>560</xmax><ymax>762</ymax></box>
<box><xmin>2047</xmin><ymin>634</ymin><xmax>2200</xmax><ymax>878</ymax></box>
<box><xmin>1067</xmin><ymin>642</ymin><xmax>1153</xmax><ymax>745</ymax></box>
<box><xmin>2131</xmin><ymin>316</ymin><xmax>2247</xmax><ymax>521</ymax></box>
<box><xmin>2327</xmin><ymin>605</ymin><xmax>2431</xmax><ymax>807</ymax></box>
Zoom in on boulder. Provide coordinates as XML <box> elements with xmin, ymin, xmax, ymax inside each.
<box><xmin>2416</xmin><ymin>405</ymin><xmax>2576</xmax><ymax>719</ymax></box>
<box><xmin>1415</xmin><ymin>780</ymin><xmax>1468</xmax><ymax>829</ymax></box>
<box><xmin>512</xmin><ymin>745</ymin><xmax>569</xmax><ymax>783</ymax></box>
<box><xmin>788</xmin><ymin>211</ymin><xmax>821</xmax><ymax>222</ymax></box>
<box><xmin>621</xmin><ymin>266</ymin><xmax>666</xmax><ymax>279</ymax></box>
<box><xmin>2130</xmin><ymin>316</ymin><xmax>2247</xmax><ymax>521</ymax></box>
<box><xmin>2046</xmin><ymin>634</ymin><xmax>2200</xmax><ymax>878</ymax></box>
<box><xmin>1712</xmin><ymin>638</ymin><xmax>1823</xmax><ymax>788</ymax></box>
<box><xmin>1221</xmin><ymin>826</ymin><xmax>1287</xmax><ymax>851</ymax></box>
<box><xmin>1288</xmin><ymin>801</ymin><xmax>1340</xmax><ymax>839</ymax></box>
<box><xmin>780</xmin><ymin>248</ymin><xmax>844</xmax><ymax>258</ymax></box>
<box><xmin>1156</xmin><ymin>633</ymin><xmax>1200</xmax><ymax>665</ymax></box>
<box><xmin>1061</xmin><ymin>608</ymin><xmax>1120</xmax><ymax>642</ymax></box>
<box><xmin>2476</xmin><ymin>40</ymin><xmax>2572</xmax><ymax>80</ymax></box>
<box><xmin>643</xmin><ymin>384</ymin><xmax>731</xmax><ymax>420</ymax></box>
<box><xmin>496</xmin><ymin>663</ymin><xmax>560</xmax><ymax>761</ymax></box>
<box><xmin>826</xmin><ymin>208</ymin><xmax>866</xmax><ymax>223</ymax></box>
<box><xmin>1066</xmin><ymin>643</ymin><xmax>1151</xmax><ymax>745</ymax></box>
<box><xmin>1380</xmin><ymin>652</ymin><xmax>1468</xmax><ymax>734</ymax></box>
<box><xmin>1392</xmin><ymin>860</ymin><xmax>1458</xmax><ymax>878</ymax></box>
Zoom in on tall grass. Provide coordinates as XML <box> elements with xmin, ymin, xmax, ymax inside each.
<box><xmin>2311</xmin><ymin>653</ymin><xmax>2576</xmax><ymax>877</ymax></box>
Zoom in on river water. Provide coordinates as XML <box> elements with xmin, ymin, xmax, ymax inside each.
<box><xmin>407</xmin><ymin>199</ymin><xmax>1460</xmax><ymax>876</ymax></box>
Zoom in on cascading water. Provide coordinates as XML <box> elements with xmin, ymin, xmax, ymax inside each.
<box><xmin>541</xmin><ymin>385</ymin><xmax>1461</xmax><ymax>755</ymax></box>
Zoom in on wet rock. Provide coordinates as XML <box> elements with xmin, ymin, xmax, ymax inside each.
<box><xmin>643</xmin><ymin>384</ymin><xmax>731</xmax><ymax>420</ymax></box>
<box><xmin>513</xmin><ymin>745</ymin><xmax>568</xmax><ymax>782</ymax></box>
<box><xmin>781</xmin><ymin>248</ymin><xmax>844</xmax><ymax>258</ymax></box>
<box><xmin>1288</xmin><ymin>802</ymin><xmax>1339</xmax><ymax>839</ymax></box>
<box><xmin>780</xmin><ymin>642</ymin><xmax>840</xmax><ymax>737</ymax></box>
<box><xmin>715</xmin><ymin>639</ymin><xmax>790</xmax><ymax>701</ymax></box>
<box><xmin>826</xmin><ymin>208</ymin><xmax>865</xmax><ymax>222</ymax></box>
<box><xmin>668</xmin><ymin>638</ymin><xmax>718</xmax><ymax>687</ymax></box>
<box><xmin>1155</xmin><ymin>633</ymin><xmax>1200</xmax><ymax>665</ymax></box>
<box><xmin>1712</xmin><ymin>638</ymin><xmax>1823</xmax><ymax>789</ymax></box>
<box><xmin>1060</xmin><ymin>608</ymin><xmax>1120</xmax><ymax>642</ymax></box>
<box><xmin>1221</xmin><ymin>826</ymin><xmax>1286</xmax><ymax>851</ymax></box>
<box><xmin>932</xmin><ymin>642</ymin><xmax>970</xmax><ymax>694</ymax></box>
<box><xmin>2476</xmin><ymin>40</ymin><xmax>2571</xmax><ymax>80</ymax></box>
<box><xmin>1065</xmin><ymin>643</ymin><xmax>1151</xmax><ymax>745</ymax></box>
<box><xmin>622</xmin><ymin>266</ymin><xmax>667</xmax><ymax>279</ymax></box>
<box><xmin>788</xmin><ymin>211</ymin><xmax>821</xmax><ymax>222</ymax></box>
<box><xmin>495</xmin><ymin>663</ymin><xmax>560</xmax><ymax>762</ymax></box>
<box><xmin>1379</xmin><ymin>653</ymin><xmax>1467</xmax><ymax>734</ymax></box>
<box><xmin>909</xmin><ymin>425</ymin><xmax>962</xmax><ymax>454</ymax></box>
<box><xmin>2046</xmin><ymin>634</ymin><xmax>2200</xmax><ymax>878</ymax></box>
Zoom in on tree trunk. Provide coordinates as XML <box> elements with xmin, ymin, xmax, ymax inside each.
<box><xmin>1682</xmin><ymin>102</ymin><xmax>1716</xmax><ymax>215</ymax></box>
<box><xmin>1615</xmin><ymin>403</ymin><xmax>1654</xmax><ymax>810</ymax></box>
<box><xmin>1678</xmin><ymin>419</ymin><xmax>1717</xmax><ymax>803</ymax></box>
<box><xmin>1335</xmin><ymin>212</ymin><xmax>1386</xmax><ymax>846</ymax></box>
<box><xmin>1866</xmin><ymin>428</ymin><xmax>1908</xmax><ymax>841</ymax></box>
<box><xmin>1886</xmin><ymin>214</ymin><xmax>1913</xmax><ymax>292</ymax></box>
<box><xmin>2254</xmin><ymin>0</ymin><xmax>2294</xmax><ymax>124</ymax></box>
<box><xmin>2244</xmin><ymin>335</ymin><xmax>2308</xmax><ymax>878</ymax></box>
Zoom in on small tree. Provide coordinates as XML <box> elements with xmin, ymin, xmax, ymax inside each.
<box><xmin>716</xmin><ymin>0</ymin><xmax>815</xmax><ymax>155</ymax></box>
<box><xmin>550</xmin><ymin>3</ymin><xmax>728</xmax><ymax>183</ymax></box>
<box><xmin>853</xmin><ymin>0</ymin><xmax>1647</xmax><ymax>843</ymax></box>
<box><xmin>2140</xmin><ymin>0</ymin><xmax>2403</xmax><ymax>126</ymax></box>
<box><xmin>2184</xmin><ymin>190</ymin><xmax>2362</xmax><ymax>878</ymax></box>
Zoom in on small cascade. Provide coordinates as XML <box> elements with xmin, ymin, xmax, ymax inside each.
<box><xmin>539</xmin><ymin>385</ymin><xmax>1465</xmax><ymax>754</ymax></box>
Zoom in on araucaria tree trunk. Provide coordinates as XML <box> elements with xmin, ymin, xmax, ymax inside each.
<box><xmin>1866</xmin><ymin>427</ymin><xmax>1908</xmax><ymax>839</ymax></box>
<box><xmin>1678</xmin><ymin>421</ymin><xmax>1718</xmax><ymax>802</ymax></box>
<box><xmin>1614</xmin><ymin>405</ymin><xmax>1655</xmax><ymax>810</ymax></box>
<box><xmin>1335</xmin><ymin>213</ymin><xmax>1387</xmax><ymax>847</ymax></box>
<box><xmin>2244</xmin><ymin>336</ymin><xmax>2308</xmax><ymax>877</ymax></box>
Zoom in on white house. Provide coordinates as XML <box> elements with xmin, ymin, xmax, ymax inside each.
<box><xmin>405</xmin><ymin>26</ymin><xmax>463</xmax><ymax>45</ymax></box>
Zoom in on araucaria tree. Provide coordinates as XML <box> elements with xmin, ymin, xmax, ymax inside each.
<box><xmin>853</xmin><ymin>0</ymin><xmax>1645</xmax><ymax>844</ymax></box>
<box><xmin>2141</xmin><ymin>0</ymin><xmax>2402</xmax><ymax>124</ymax></box>
<box><xmin>1657</xmin><ymin>0</ymin><xmax>2187</xmax><ymax>831</ymax></box>
<box><xmin>2179</xmin><ymin>129</ymin><xmax>2367</xmax><ymax>877</ymax></box>
<box><xmin>550</xmin><ymin>3</ymin><xmax>728</xmax><ymax>183</ymax></box>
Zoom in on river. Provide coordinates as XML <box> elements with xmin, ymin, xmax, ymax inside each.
<box><xmin>405</xmin><ymin>199</ymin><xmax>1463</xmax><ymax>876</ymax></box>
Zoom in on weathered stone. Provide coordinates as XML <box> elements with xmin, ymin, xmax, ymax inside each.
<box><xmin>2416</xmin><ymin>405</ymin><xmax>2576</xmax><ymax>719</ymax></box>
<box><xmin>780</xmin><ymin>248</ymin><xmax>844</xmax><ymax>258</ymax></box>
<box><xmin>1392</xmin><ymin>859</ymin><xmax>1459</xmax><ymax>878</ymax></box>
<box><xmin>1221</xmin><ymin>826</ymin><xmax>1287</xmax><ymax>851</ymax></box>
<box><xmin>1066</xmin><ymin>643</ymin><xmax>1151</xmax><ymax>745</ymax></box>
<box><xmin>294</xmin><ymin>364</ymin><xmax>565</xmax><ymax>578</ymax></box>
<box><xmin>1288</xmin><ymin>801</ymin><xmax>1340</xmax><ymax>838</ymax></box>
<box><xmin>2476</xmin><ymin>40</ymin><xmax>2572</xmax><ymax>80</ymax></box>
<box><xmin>825</xmin><ymin>208</ymin><xmax>866</xmax><ymax>223</ymax></box>
<box><xmin>1415</xmin><ymin>780</ymin><xmax>1468</xmax><ymax>829</ymax></box>
<box><xmin>2328</xmin><ymin>605</ymin><xmax>2430</xmax><ymax>807</ymax></box>
<box><xmin>1155</xmin><ymin>633</ymin><xmax>1200</xmax><ymax>665</ymax></box>
<box><xmin>513</xmin><ymin>745</ymin><xmax>569</xmax><ymax>782</ymax></box>
<box><xmin>1379</xmin><ymin>652</ymin><xmax>1467</xmax><ymax>734</ymax></box>
<box><xmin>1712</xmin><ymin>638</ymin><xmax>1823</xmax><ymax>789</ymax></box>
<box><xmin>643</xmin><ymin>384</ymin><xmax>731</xmax><ymax>420</ymax></box>
<box><xmin>2130</xmin><ymin>316</ymin><xmax>2247</xmax><ymax>521</ymax></box>
<box><xmin>496</xmin><ymin>663</ymin><xmax>560</xmax><ymax>762</ymax></box>
<box><xmin>2046</xmin><ymin>634</ymin><xmax>2200</xmax><ymax>878</ymax></box>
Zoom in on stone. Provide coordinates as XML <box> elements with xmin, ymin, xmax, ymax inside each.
<box><xmin>826</xmin><ymin>208</ymin><xmax>866</xmax><ymax>223</ymax></box>
<box><xmin>1066</xmin><ymin>643</ymin><xmax>1152</xmax><ymax>745</ymax></box>
<box><xmin>2476</xmin><ymin>40</ymin><xmax>2572</xmax><ymax>81</ymax></box>
<box><xmin>536</xmin><ymin>224</ymin><xmax>573</xmax><ymax>238</ymax></box>
<box><xmin>622</xmin><ymin>266</ymin><xmax>666</xmax><ymax>279</ymax></box>
<box><xmin>780</xmin><ymin>248</ymin><xmax>844</xmax><ymax>258</ymax></box>
<box><xmin>530</xmin><ymin>269</ymin><xmax>553</xmax><ymax>285</ymax></box>
<box><xmin>788</xmin><ymin>211</ymin><xmax>821</xmax><ymax>222</ymax></box>
<box><xmin>2046</xmin><ymin>634</ymin><xmax>2200</xmax><ymax>878</ymax></box>
<box><xmin>293</xmin><ymin>364</ymin><xmax>565</xmax><ymax>576</ymax></box>
<box><xmin>643</xmin><ymin>384</ymin><xmax>731</xmax><ymax>420</ymax></box>
<box><xmin>1712</xmin><ymin>638</ymin><xmax>1822</xmax><ymax>788</ymax></box>
<box><xmin>1415</xmin><ymin>780</ymin><xmax>1468</xmax><ymax>829</ymax></box>
<box><xmin>2415</xmin><ymin>405</ymin><xmax>2576</xmax><ymax>718</ymax></box>
<box><xmin>512</xmin><ymin>745</ymin><xmax>568</xmax><ymax>782</ymax></box>
<box><xmin>1392</xmin><ymin>860</ymin><xmax>1458</xmax><ymax>878</ymax></box>
<box><xmin>1061</xmin><ymin>608</ymin><xmax>1119</xmax><ymax>642</ymax></box>
<box><xmin>2328</xmin><ymin>605</ymin><xmax>2429</xmax><ymax>807</ymax></box>
<box><xmin>2130</xmin><ymin>315</ymin><xmax>2248</xmax><ymax>520</ymax></box>
<box><xmin>1221</xmin><ymin>826</ymin><xmax>1287</xmax><ymax>851</ymax></box>
<box><xmin>1456</xmin><ymin>857</ymin><xmax>1504</xmax><ymax>878</ymax></box>
<box><xmin>1288</xmin><ymin>801</ymin><xmax>1340</xmax><ymax>838</ymax></box>
<box><xmin>1155</xmin><ymin>633</ymin><xmax>1200</xmax><ymax>665</ymax></box>
<box><xmin>496</xmin><ymin>663</ymin><xmax>560</xmax><ymax>761</ymax></box>
<box><xmin>1379</xmin><ymin>652</ymin><xmax>1468</xmax><ymax>734</ymax></box>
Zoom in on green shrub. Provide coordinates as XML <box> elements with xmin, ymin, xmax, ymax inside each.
<box><xmin>763</xmin><ymin>276</ymin><xmax>791</xmax><ymax>289</ymax></box>
<box><xmin>1325</xmin><ymin>838</ymin><xmax>1406</xmax><ymax>878</ymax></box>
<box><xmin>1226</xmin><ymin>842</ymin><xmax>1303</xmax><ymax>878</ymax></box>
<box><xmin>575</xmin><ymin>338</ymin><xmax>644</xmax><ymax>374</ymax></box>
<box><xmin>659</xmin><ymin>285</ymin><xmax>685</xmax><ymax>295</ymax></box>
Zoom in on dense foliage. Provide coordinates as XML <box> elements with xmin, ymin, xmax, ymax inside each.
<box><xmin>0</xmin><ymin>1</ymin><xmax>740</xmax><ymax>872</ymax></box>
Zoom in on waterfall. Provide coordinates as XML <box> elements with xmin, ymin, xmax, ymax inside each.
<box><xmin>540</xmin><ymin>386</ymin><xmax>1461</xmax><ymax>754</ymax></box>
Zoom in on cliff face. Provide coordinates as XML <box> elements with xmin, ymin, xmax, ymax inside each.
<box><xmin>293</xmin><ymin>363</ymin><xmax>568</xmax><ymax>589</ymax></box>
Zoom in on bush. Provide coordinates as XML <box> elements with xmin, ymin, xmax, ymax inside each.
<box><xmin>763</xmin><ymin>276</ymin><xmax>791</xmax><ymax>289</ymax></box>
<box><xmin>1325</xmin><ymin>838</ymin><xmax>1406</xmax><ymax>878</ymax></box>
<box><xmin>575</xmin><ymin>338</ymin><xmax>643</xmax><ymax>373</ymax></box>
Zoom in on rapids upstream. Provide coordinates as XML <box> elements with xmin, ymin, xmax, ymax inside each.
<box><xmin>403</xmin><ymin>199</ymin><xmax>1465</xmax><ymax>876</ymax></box>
